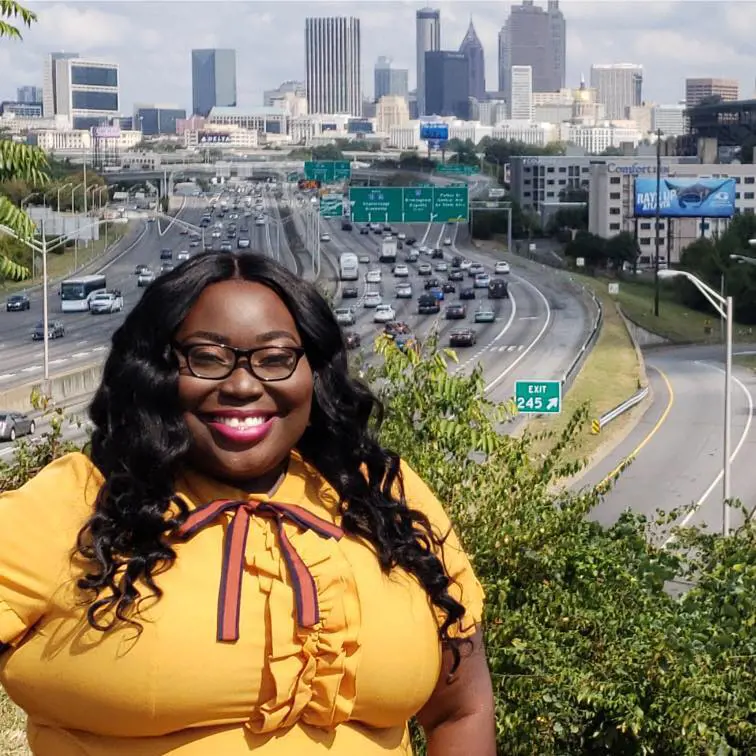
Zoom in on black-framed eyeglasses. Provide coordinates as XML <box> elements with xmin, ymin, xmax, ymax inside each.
<box><xmin>174</xmin><ymin>342</ymin><xmax>306</xmax><ymax>382</ymax></box>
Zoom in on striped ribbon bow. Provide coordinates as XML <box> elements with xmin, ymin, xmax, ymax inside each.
<box><xmin>177</xmin><ymin>498</ymin><xmax>344</xmax><ymax>642</ymax></box>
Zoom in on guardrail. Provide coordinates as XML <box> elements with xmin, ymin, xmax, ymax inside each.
<box><xmin>562</xmin><ymin>285</ymin><xmax>603</xmax><ymax>390</ymax></box>
<box><xmin>591</xmin><ymin>385</ymin><xmax>649</xmax><ymax>435</ymax></box>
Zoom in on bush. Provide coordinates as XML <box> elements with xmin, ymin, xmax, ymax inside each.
<box><xmin>2</xmin><ymin>343</ymin><xmax>756</xmax><ymax>755</ymax></box>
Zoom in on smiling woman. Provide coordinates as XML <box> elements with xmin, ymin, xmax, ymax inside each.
<box><xmin>0</xmin><ymin>252</ymin><xmax>494</xmax><ymax>755</ymax></box>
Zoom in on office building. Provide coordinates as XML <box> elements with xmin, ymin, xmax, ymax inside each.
<box><xmin>134</xmin><ymin>104</ymin><xmax>187</xmax><ymax>136</ymax></box>
<box><xmin>651</xmin><ymin>104</ymin><xmax>686</xmax><ymax>136</ymax></box>
<box><xmin>499</xmin><ymin>1</ymin><xmax>566</xmax><ymax>98</ymax></box>
<box><xmin>17</xmin><ymin>85</ymin><xmax>42</xmax><ymax>104</ymax></box>
<box><xmin>458</xmin><ymin>19</ymin><xmax>485</xmax><ymax>102</ymax></box>
<box><xmin>685</xmin><ymin>78</ymin><xmax>739</xmax><ymax>108</ymax></box>
<box><xmin>425</xmin><ymin>50</ymin><xmax>469</xmax><ymax>120</ymax></box>
<box><xmin>1</xmin><ymin>101</ymin><xmax>42</xmax><ymax>118</ymax></box>
<box><xmin>376</xmin><ymin>95</ymin><xmax>410</xmax><ymax>133</ymax></box>
<box><xmin>51</xmin><ymin>58</ymin><xmax>119</xmax><ymax>130</ymax></box>
<box><xmin>42</xmin><ymin>52</ymin><xmax>79</xmax><ymax>118</ymax></box>
<box><xmin>374</xmin><ymin>57</ymin><xmax>409</xmax><ymax>101</ymax></box>
<box><xmin>509</xmin><ymin>66</ymin><xmax>533</xmax><ymax>120</ymax></box>
<box><xmin>192</xmin><ymin>49</ymin><xmax>237</xmax><ymax>117</ymax></box>
<box><xmin>305</xmin><ymin>17</ymin><xmax>361</xmax><ymax>115</ymax></box>
<box><xmin>416</xmin><ymin>7</ymin><xmax>440</xmax><ymax>116</ymax></box>
<box><xmin>590</xmin><ymin>64</ymin><xmax>643</xmax><ymax>120</ymax></box>
<box><xmin>263</xmin><ymin>81</ymin><xmax>305</xmax><ymax>106</ymax></box>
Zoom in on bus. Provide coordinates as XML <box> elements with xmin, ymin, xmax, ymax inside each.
<box><xmin>59</xmin><ymin>274</ymin><xmax>107</xmax><ymax>312</ymax></box>
<box><xmin>339</xmin><ymin>253</ymin><xmax>359</xmax><ymax>281</ymax></box>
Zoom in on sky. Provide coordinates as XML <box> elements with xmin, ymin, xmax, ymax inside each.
<box><xmin>2</xmin><ymin>1</ymin><xmax>756</xmax><ymax>115</ymax></box>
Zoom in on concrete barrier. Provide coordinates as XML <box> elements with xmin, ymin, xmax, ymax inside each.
<box><xmin>0</xmin><ymin>361</ymin><xmax>104</xmax><ymax>412</ymax></box>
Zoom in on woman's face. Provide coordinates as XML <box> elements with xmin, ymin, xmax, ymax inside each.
<box><xmin>174</xmin><ymin>279</ymin><xmax>313</xmax><ymax>489</ymax></box>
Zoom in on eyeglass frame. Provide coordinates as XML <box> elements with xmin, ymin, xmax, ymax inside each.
<box><xmin>172</xmin><ymin>341</ymin><xmax>307</xmax><ymax>382</ymax></box>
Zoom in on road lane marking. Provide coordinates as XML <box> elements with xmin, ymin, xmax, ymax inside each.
<box><xmin>71</xmin><ymin>351</ymin><xmax>91</xmax><ymax>358</ymax></box>
<box><xmin>664</xmin><ymin>361</ymin><xmax>754</xmax><ymax>545</ymax></box>
<box><xmin>596</xmin><ymin>365</ymin><xmax>673</xmax><ymax>492</ymax></box>
<box><xmin>0</xmin><ymin>373</ymin><xmax>15</xmax><ymax>380</ymax></box>
<box><xmin>49</xmin><ymin>358</ymin><xmax>68</xmax><ymax>365</ymax></box>
<box><xmin>21</xmin><ymin>365</ymin><xmax>41</xmax><ymax>372</ymax></box>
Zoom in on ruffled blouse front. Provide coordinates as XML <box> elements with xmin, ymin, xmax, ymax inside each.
<box><xmin>0</xmin><ymin>452</ymin><xmax>484</xmax><ymax>755</ymax></box>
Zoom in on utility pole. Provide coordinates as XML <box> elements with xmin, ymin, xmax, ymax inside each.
<box><xmin>654</xmin><ymin>127</ymin><xmax>662</xmax><ymax>317</ymax></box>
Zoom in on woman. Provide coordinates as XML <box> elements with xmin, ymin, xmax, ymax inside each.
<box><xmin>0</xmin><ymin>251</ymin><xmax>495</xmax><ymax>755</ymax></box>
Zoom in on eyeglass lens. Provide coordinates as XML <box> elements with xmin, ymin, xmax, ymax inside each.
<box><xmin>185</xmin><ymin>344</ymin><xmax>300</xmax><ymax>380</ymax></box>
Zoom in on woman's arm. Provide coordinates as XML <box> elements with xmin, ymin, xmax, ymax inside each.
<box><xmin>416</xmin><ymin>629</ymin><xmax>496</xmax><ymax>756</ymax></box>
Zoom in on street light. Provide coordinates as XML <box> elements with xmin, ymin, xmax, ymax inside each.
<box><xmin>658</xmin><ymin>268</ymin><xmax>733</xmax><ymax>535</ymax></box>
<box><xmin>57</xmin><ymin>183</ymin><xmax>72</xmax><ymax>214</ymax></box>
<box><xmin>0</xmin><ymin>219</ymin><xmax>104</xmax><ymax>383</ymax></box>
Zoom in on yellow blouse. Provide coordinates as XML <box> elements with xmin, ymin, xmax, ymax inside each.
<box><xmin>0</xmin><ymin>452</ymin><xmax>484</xmax><ymax>755</ymax></box>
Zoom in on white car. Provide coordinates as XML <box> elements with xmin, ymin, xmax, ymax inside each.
<box><xmin>211</xmin><ymin>230</ymin><xmax>222</xmax><ymax>239</ymax></box>
<box><xmin>177</xmin><ymin>250</ymin><xmax>190</xmax><ymax>262</ymax></box>
<box><xmin>459</xmin><ymin>259</ymin><xmax>472</xmax><ymax>270</ymax></box>
<box><xmin>358</xmin><ymin>254</ymin><xmax>370</xmax><ymax>264</ymax></box>
<box><xmin>395</xmin><ymin>282</ymin><xmax>413</xmax><ymax>298</ymax></box>
<box><xmin>366</xmin><ymin>269</ymin><xmax>382</xmax><ymax>284</ymax></box>
<box><xmin>418</xmin><ymin>263</ymin><xmax>432</xmax><ymax>276</ymax></box>
<box><xmin>494</xmin><ymin>261</ymin><xmax>511</xmax><ymax>275</ymax></box>
<box><xmin>363</xmin><ymin>291</ymin><xmax>382</xmax><ymax>308</ymax></box>
<box><xmin>89</xmin><ymin>290</ymin><xmax>124</xmax><ymax>314</ymax></box>
<box><xmin>255</xmin><ymin>216</ymin><xmax>265</xmax><ymax>226</ymax></box>
<box><xmin>393</xmin><ymin>264</ymin><xmax>409</xmax><ymax>277</ymax></box>
<box><xmin>373</xmin><ymin>304</ymin><xmax>396</xmax><ymax>323</ymax></box>
<box><xmin>137</xmin><ymin>270</ymin><xmax>155</xmax><ymax>287</ymax></box>
<box><xmin>418</xmin><ymin>245</ymin><xmax>430</xmax><ymax>255</ymax></box>
<box><xmin>474</xmin><ymin>273</ymin><xmax>491</xmax><ymax>289</ymax></box>
<box><xmin>443</xmin><ymin>237</ymin><xmax>452</xmax><ymax>246</ymax></box>
<box><xmin>434</xmin><ymin>261</ymin><xmax>448</xmax><ymax>272</ymax></box>
<box><xmin>334</xmin><ymin>307</ymin><xmax>356</xmax><ymax>326</ymax></box>
<box><xmin>397</xmin><ymin>232</ymin><xmax>406</xmax><ymax>240</ymax></box>
<box><xmin>474</xmin><ymin>306</ymin><xmax>496</xmax><ymax>323</ymax></box>
<box><xmin>320</xmin><ymin>233</ymin><xmax>331</xmax><ymax>242</ymax></box>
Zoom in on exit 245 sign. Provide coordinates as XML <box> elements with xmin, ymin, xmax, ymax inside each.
<box><xmin>514</xmin><ymin>380</ymin><xmax>562</xmax><ymax>414</ymax></box>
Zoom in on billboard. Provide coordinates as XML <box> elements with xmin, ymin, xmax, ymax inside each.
<box><xmin>93</xmin><ymin>125</ymin><xmax>120</xmax><ymax>139</ymax></box>
<box><xmin>634</xmin><ymin>177</ymin><xmax>736</xmax><ymax>218</ymax></box>
<box><xmin>198</xmin><ymin>132</ymin><xmax>231</xmax><ymax>144</ymax></box>
<box><xmin>420</xmin><ymin>122</ymin><xmax>449</xmax><ymax>141</ymax></box>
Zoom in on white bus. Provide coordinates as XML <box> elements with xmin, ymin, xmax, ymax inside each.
<box><xmin>339</xmin><ymin>253</ymin><xmax>359</xmax><ymax>281</ymax></box>
<box><xmin>59</xmin><ymin>274</ymin><xmax>107</xmax><ymax>312</ymax></box>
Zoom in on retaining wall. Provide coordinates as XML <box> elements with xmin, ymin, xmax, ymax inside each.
<box><xmin>0</xmin><ymin>362</ymin><xmax>104</xmax><ymax>412</ymax></box>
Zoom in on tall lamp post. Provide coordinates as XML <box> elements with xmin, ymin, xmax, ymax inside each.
<box><xmin>658</xmin><ymin>268</ymin><xmax>733</xmax><ymax>535</ymax></box>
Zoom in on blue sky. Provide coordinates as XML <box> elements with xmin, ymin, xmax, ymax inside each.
<box><xmin>3</xmin><ymin>1</ymin><xmax>755</xmax><ymax>113</ymax></box>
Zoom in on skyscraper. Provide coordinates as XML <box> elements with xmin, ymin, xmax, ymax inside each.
<box><xmin>191</xmin><ymin>49</ymin><xmax>237</xmax><ymax>117</ymax></box>
<box><xmin>425</xmin><ymin>50</ymin><xmax>469</xmax><ymax>120</ymax></box>
<box><xmin>305</xmin><ymin>17</ymin><xmax>361</xmax><ymax>115</ymax></box>
<box><xmin>458</xmin><ymin>19</ymin><xmax>485</xmax><ymax>102</ymax></box>
<box><xmin>685</xmin><ymin>78</ymin><xmax>739</xmax><ymax>108</ymax></box>
<box><xmin>51</xmin><ymin>57</ymin><xmax>120</xmax><ymax>129</ymax></box>
<box><xmin>416</xmin><ymin>7</ymin><xmax>440</xmax><ymax>117</ymax></box>
<box><xmin>17</xmin><ymin>85</ymin><xmax>42</xmax><ymax>104</ymax></box>
<box><xmin>43</xmin><ymin>52</ymin><xmax>79</xmax><ymax>118</ymax></box>
<box><xmin>374</xmin><ymin>57</ymin><xmax>409</xmax><ymax>101</ymax></box>
<box><xmin>590</xmin><ymin>63</ymin><xmax>643</xmax><ymax>120</ymax></box>
<box><xmin>509</xmin><ymin>66</ymin><xmax>533</xmax><ymax>119</ymax></box>
<box><xmin>498</xmin><ymin>1</ymin><xmax>565</xmax><ymax>100</ymax></box>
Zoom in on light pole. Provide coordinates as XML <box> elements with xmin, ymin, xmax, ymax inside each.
<box><xmin>56</xmin><ymin>183</ymin><xmax>72</xmax><ymax>213</ymax></box>
<box><xmin>658</xmin><ymin>268</ymin><xmax>733</xmax><ymax>535</ymax></box>
<box><xmin>70</xmin><ymin>182</ymin><xmax>84</xmax><ymax>270</ymax></box>
<box><xmin>0</xmin><ymin>218</ymin><xmax>104</xmax><ymax>383</ymax></box>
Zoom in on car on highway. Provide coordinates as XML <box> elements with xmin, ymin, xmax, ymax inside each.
<box><xmin>474</xmin><ymin>305</ymin><xmax>496</xmax><ymax>323</ymax></box>
<box><xmin>418</xmin><ymin>245</ymin><xmax>430</xmax><ymax>255</ymax></box>
<box><xmin>406</xmin><ymin>237</ymin><xmax>416</xmax><ymax>246</ymax></box>
<box><xmin>468</xmin><ymin>263</ymin><xmax>485</xmax><ymax>278</ymax></box>
<box><xmin>320</xmin><ymin>233</ymin><xmax>331</xmax><ymax>242</ymax></box>
<box><xmin>6</xmin><ymin>294</ymin><xmax>30</xmax><ymax>312</ymax></box>
<box><xmin>237</xmin><ymin>238</ymin><xmax>251</xmax><ymax>249</ymax></box>
<box><xmin>449</xmin><ymin>328</ymin><xmax>477</xmax><ymax>347</ymax></box>
<box><xmin>406</xmin><ymin>250</ymin><xmax>419</xmax><ymax>262</ymax></box>
<box><xmin>445</xmin><ymin>303</ymin><xmax>466</xmax><ymax>320</ymax></box>
<box><xmin>373</xmin><ymin>227</ymin><xmax>383</xmax><ymax>235</ymax></box>
<box><xmin>342</xmin><ymin>285</ymin><xmax>359</xmax><ymax>299</ymax></box>
<box><xmin>134</xmin><ymin>264</ymin><xmax>149</xmax><ymax>275</ymax></box>
<box><xmin>428</xmin><ymin>286</ymin><xmax>444</xmax><ymax>301</ymax></box>
<box><xmin>373</xmin><ymin>304</ymin><xmax>396</xmax><ymax>323</ymax></box>
<box><xmin>418</xmin><ymin>263</ymin><xmax>432</xmax><ymax>276</ymax></box>
<box><xmin>397</xmin><ymin>232</ymin><xmax>406</xmax><ymax>240</ymax></box>
<box><xmin>494</xmin><ymin>261</ymin><xmax>511</xmax><ymax>275</ymax></box>
<box><xmin>459</xmin><ymin>259</ymin><xmax>472</xmax><ymax>271</ymax></box>
<box><xmin>442</xmin><ymin>282</ymin><xmax>456</xmax><ymax>294</ymax></box>
<box><xmin>0</xmin><ymin>411</ymin><xmax>36</xmax><ymax>441</ymax></box>
<box><xmin>451</xmin><ymin>255</ymin><xmax>463</xmax><ymax>268</ymax></box>
<box><xmin>363</xmin><ymin>291</ymin><xmax>382</xmax><ymax>308</ymax></box>
<box><xmin>431</xmin><ymin>248</ymin><xmax>444</xmax><ymax>259</ymax></box>
<box><xmin>177</xmin><ymin>250</ymin><xmax>190</xmax><ymax>262</ymax></box>
<box><xmin>366</xmin><ymin>269</ymin><xmax>382</xmax><ymax>284</ymax></box>
<box><xmin>395</xmin><ymin>282</ymin><xmax>413</xmax><ymax>298</ymax></box>
<box><xmin>359</xmin><ymin>227</ymin><xmax>370</xmax><ymax>235</ymax></box>
<box><xmin>255</xmin><ymin>217</ymin><xmax>265</xmax><ymax>226</ymax></box>
<box><xmin>211</xmin><ymin>230</ymin><xmax>222</xmax><ymax>239</ymax></box>
<box><xmin>443</xmin><ymin>237</ymin><xmax>452</xmax><ymax>246</ymax></box>
<box><xmin>424</xmin><ymin>278</ymin><xmax>442</xmax><ymax>291</ymax></box>
<box><xmin>358</xmin><ymin>254</ymin><xmax>370</xmax><ymax>264</ymax></box>
<box><xmin>160</xmin><ymin>248</ymin><xmax>172</xmax><ymax>260</ymax></box>
<box><xmin>220</xmin><ymin>242</ymin><xmax>233</xmax><ymax>252</ymax></box>
<box><xmin>179</xmin><ymin>227</ymin><xmax>188</xmax><ymax>235</ymax></box>
<box><xmin>448</xmin><ymin>269</ymin><xmax>464</xmax><ymax>282</ymax></box>
<box><xmin>344</xmin><ymin>331</ymin><xmax>361</xmax><ymax>350</ymax></box>
<box><xmin>89</xmin><ymin>290</ymin><xmax>124</xmax><ymax>314</ymax></box>
<box><xmin>189</xmin><ymin>240</ymin><xmax>200</xmax><ymax>248</ymax></box>
<box><xmin>137</xmin><ymin>269</ymin><xmax>155</xmax><ymax>287</ymax></box>
<box><xmin>474</xmin><ymin>273</ymin><xmax>491</xmax><ymax>289</ymax></box>
<box><xmin>334</xmin><ymin>307</ymin><xmax>356</xmax><ymax>326</ymax></box>
<box><xmin>32</xmin><ymin>320</ymin><xmax>65</xmax><ymax>340</ymax></box>
<box><xmin>488</xmin><ymin>279</ymin><xmax>509</xmax><ymax>299</ymax></box>
<box><xmin>417</xmin><ymin>294</ymin><xmax>440</xmax><ymax>315</ymax></box>
<box><xmin>160</xmin><ymin>262</ymin><xmax>175</xmax><ymax>274</ymax></box>
<box><xmin>460</xmin><ymin>288</ymin><xmax>476</xmax><ymax>300</ymax></box>
<box><xmin>341</xmin><ymin>221</ymin><xmax>352</xmax><ymax>231</ymax></box>
<box><xmin>393</xmin><ymin>264</ymin><xmax>409</xmax><ymax>277</ymax></box>
<box><xmin>435</xmin><ymin>261</ymin><xmax>448</xmax><ymax>272</ymax></box>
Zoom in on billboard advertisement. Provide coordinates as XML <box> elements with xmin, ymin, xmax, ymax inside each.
<box><xmin>420</xmin><ymin>123</ymin><xmax>449</xmax><ymax>142</ymax></box>
<box><xmin>634</xmin><ymin>177</ymin><xmax>736</xmax><ymax>218</ymax></box>
<box><xmin>93</xmin><ymin>125</ymin><xmax>120</xmax><ymax>139</ymax></box>
<box><xmin>198</xmin><ymin>132</ymin><xmax>231</xmax><ymax>144</ymax></box>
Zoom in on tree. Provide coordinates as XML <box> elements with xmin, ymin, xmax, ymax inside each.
<box><xmin>564</xmin><ymin>230</ymin><xmax>607</xmax><ymax>267</ymax></box>
<box><xmin>605</xmin><ymin>231</ymin><xmax>640</xmax><ymax>268</ymax></box>
<box><xmin>0</xmin><ymin>1</ymin><xmax>50</xmax><ymax>280</ymax></box>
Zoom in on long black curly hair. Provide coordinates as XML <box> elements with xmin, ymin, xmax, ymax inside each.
<box><xmin>79</xmin><ymin>251</ymin><xmax>469</xmax><ymax>670</ymax></box>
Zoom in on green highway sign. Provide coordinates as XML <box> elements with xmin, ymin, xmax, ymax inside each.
<box><xmin>286</xmin><ymin>172</ymin><xmax>300</xmax><ymax>182</ymax></box>
<box><xmin>348</xmin><ymin>186</ymin><xmax>468</xmax><ymax>223</ymax></box>
<box><xmin>514</xmin><ymin>380</ymin><xmax>562</xmax><ymax>415</ymax></box>
<box><xmin>320</xmin><ymin>193</ymin><xmax>344</xmax><ymax>218</ymax></box>
<box><xmin>304</xmin><ymin>161</ymin><xmax>351</xmax><ymax>183</ymax></box>
<box><xmin>436</xmin><ymin>164</ymin><xmax>480</xmax><ymax>176</ymax></box>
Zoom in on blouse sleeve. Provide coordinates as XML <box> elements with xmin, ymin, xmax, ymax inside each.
<box><xmin>399</xmin><ymin>460</ymin><xmax>485</xmax><ymax>638</ymax></box>
<box><xmin>0</xmin><ymin>452</ymin><xmax>99</xmax><ymax>646</ymax></box>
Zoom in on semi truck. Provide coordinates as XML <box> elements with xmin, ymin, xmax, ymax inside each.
<box><xmin>379</xmin><ymin>237</ymin><xmax>397</xmax><ymax>263</ymax></box>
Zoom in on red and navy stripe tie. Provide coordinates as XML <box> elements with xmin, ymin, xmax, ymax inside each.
<box><xmin>177</xmin><ymin>498</ymin><xmax>344</xmax><ymax>642</ymax></box>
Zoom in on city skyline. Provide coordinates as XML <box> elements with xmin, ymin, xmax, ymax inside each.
<box><xmin>3</xmin><ymin>1</ymin><xmax>756</xmax><ymax>113</ymax></box>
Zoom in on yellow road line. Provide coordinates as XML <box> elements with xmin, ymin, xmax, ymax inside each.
<box><xmin>597</xmin><ymin>365</ymin><xmax>675</xmax><ymax>491</ymax></box>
